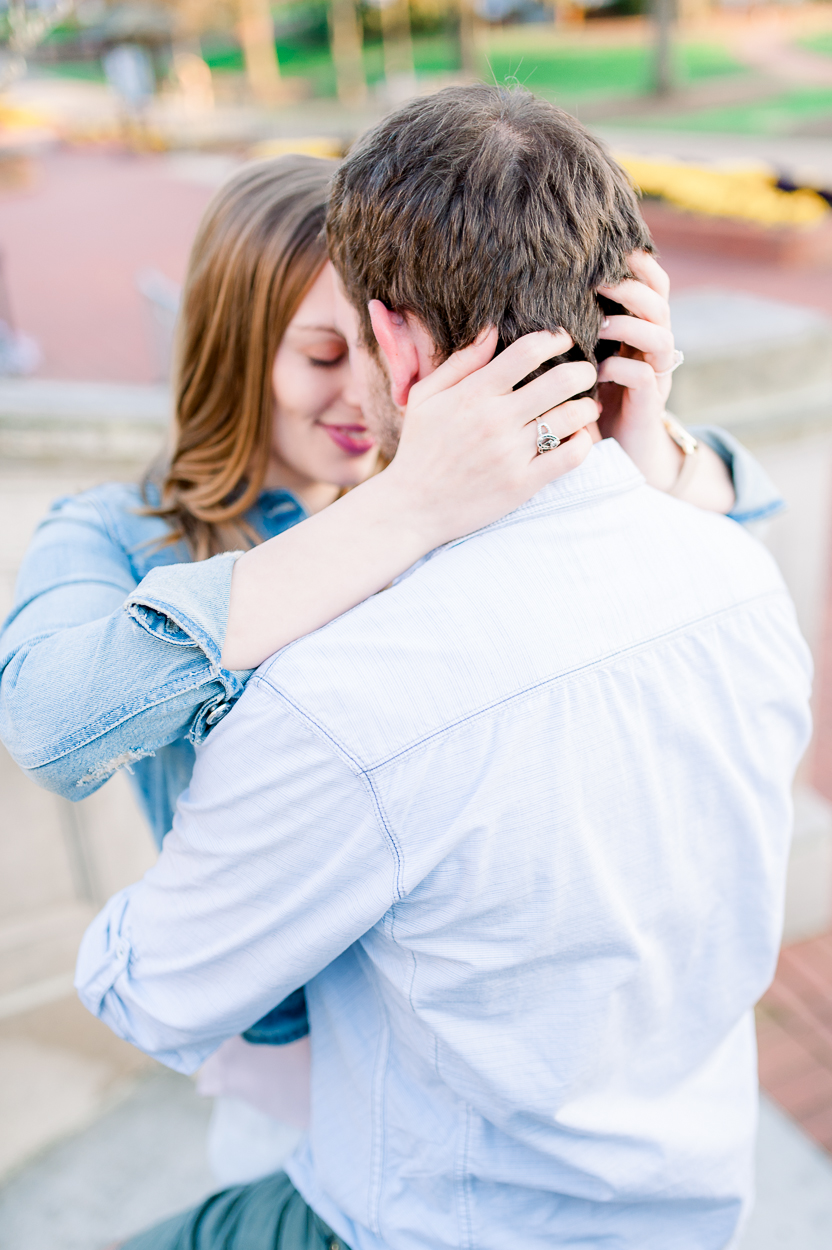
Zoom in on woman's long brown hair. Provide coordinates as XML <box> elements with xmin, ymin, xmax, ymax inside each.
<box><xmin>147</xmin><ymin>154</ymin><xmax>339</xmax><ymax>560</ymax></box>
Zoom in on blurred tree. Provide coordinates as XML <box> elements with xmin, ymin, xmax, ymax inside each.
<box><xmin>328</xmin><ymin>0</ymin><xmax>366</xmax><ymax>103</ymax></box>
<box><xmin>377</xmin><ymin>0</ymin><xmax>414</xmax><ymax>81</ymax></box>
<box><xmin>238</xmin><ymin>0</ymin><xmax>282</xmax><ymax>100</ymax></box>
<box><xmin>653</xmin><ymin>0</ymin><xmax>675</xmax><ymax>94</ymax></box>
<box><xmin>457</xmin><ymin>0</ymin><xmax>474</xmax><ymax>76</ymax></box>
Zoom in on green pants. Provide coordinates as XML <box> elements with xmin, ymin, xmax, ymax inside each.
<box><xmin>122</xmin><ymin>1172</ymin><xmax>348</xmax><ymax>1250</ymax></box>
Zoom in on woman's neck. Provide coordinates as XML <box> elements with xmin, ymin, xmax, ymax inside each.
<box><xmin>262</xmin><ymin>460</ymin><xmax>341</xmax><ymax>516</ymax></box>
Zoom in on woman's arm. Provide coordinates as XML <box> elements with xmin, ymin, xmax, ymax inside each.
<box><xmin>691</xmin><ymin>426</ymin><xmax>783</xmax><ymax>526</ymax></box>
<box><xmin>222</xmin><ymin>329</ymin><xmax>597</xmax><ymax>670</ymax></box>
<box><xmin>0</xmin><ymin>489</ymin><xmax>246</xmax><ymax>810</ymax></box>
<box><xmin>2</xmin><ymin>326</ymin><xmax>781</xmax><ymax>802</ymax></box>
<box><xmin>1</xmin><ymin>331</ymin><xmax>593</xmax><ymax>802</ymax></box>
<box><xmin>221</xmin><ymin>318</ymin><xmax>780</xmax><ymax>673</ymax></box>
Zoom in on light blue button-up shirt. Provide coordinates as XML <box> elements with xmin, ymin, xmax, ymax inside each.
<box><xmin>76</xmin><ymin>440</ymin><xmax>810</xmax><ymax>1250</ymax></box>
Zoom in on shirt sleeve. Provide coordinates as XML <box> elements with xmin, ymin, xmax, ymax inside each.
<box><xmin>0</xmin><ymin>491</ymin><xmax>250</xmax><ymax>802</ymax></box>
<box><xmin>75</xmin><ymin>673</ymin><xmax>400</xmax><ymax>1072</ymax></box>
<box><xmin>689</xmin><ymin>425</ymin><xmax>784</xmax><ymax>526</ymax></box>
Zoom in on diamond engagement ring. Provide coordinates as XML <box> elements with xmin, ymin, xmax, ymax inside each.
<box><xmin>537</xmin><ymin>422</ymin><xmax>561</xmax><ymax>454</ymax></box>
<box><xmin>654</xmin><ymin>349</ymin><xmax>685</xmax><ymax>379</ymax></box>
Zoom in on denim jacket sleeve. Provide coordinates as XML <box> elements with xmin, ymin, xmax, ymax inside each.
<box><xmin>0</xmin><ymin>489</ymin><xmax>250</xmax><ymax>804</ymax></box>
<box><xmin>690</xmin><ymin>425</ymin><xmax>784</xmax><ymax>525</ymax></box>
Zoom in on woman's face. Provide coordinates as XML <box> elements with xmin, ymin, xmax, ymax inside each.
<box><xmin>267</xmin><ymin>262</ymin><xmax>379</xmax><ymax>511</ymax></box>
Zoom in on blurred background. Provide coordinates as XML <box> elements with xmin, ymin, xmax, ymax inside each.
<box><xmin>3</xmin><ymin>0</ymin><xmax>832</xmax><ymax>1245</ymax></box>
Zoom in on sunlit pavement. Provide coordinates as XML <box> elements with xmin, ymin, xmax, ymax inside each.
<box><xmin>0</xmin><ymin>1075</ymin><xmax>829</xmax><ymax>1250</ymax></box>
<box><xmin>0</xmin><ymin>1069</ymin><xmax>213</xmax><ymax>1250</ymax></box>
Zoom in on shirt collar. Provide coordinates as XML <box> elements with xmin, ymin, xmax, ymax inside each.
<box><xmin>252</xmin><ymin>489</ymin><xmax>307</xmax><ymax>526</ymax></box>
<box><xmin>389</xmin><ymin>441</ymin><xmax>644</xmax><ymax>587</ymax></box>
<box><xmin>450</xmin><ymin>438</ymin><xmax>644</xmax><ymax>548</ymax></box>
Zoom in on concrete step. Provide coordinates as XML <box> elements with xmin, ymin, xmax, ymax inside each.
<box><xmin>0</xmin><ymin>379</ymin><xmax>169</xmax><ymax>464</ymax></box>
<box><xmin>670</xmin><ymin>287</ymin><xmax>832</xmax><ymax>438</ymax></box>
<box><xmin>0</xmin><ymin>1068</ymin><xmax>211</xmax><ymax>1249</ymax></box>
<box><xmin>0</xmin><ymin>994</ymin><xmax>154</xmax><ymax>1185</ymax></box>
<box><xmin>0</xmin><ymin>903</ymin><xmax>93</xmax><ymax>1001</ymax></box>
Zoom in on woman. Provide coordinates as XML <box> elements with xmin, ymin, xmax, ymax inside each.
<box><xmin>0</xmin><ymin>155</ymin><xmax>779</xmax><ymax>1181</ymax></box>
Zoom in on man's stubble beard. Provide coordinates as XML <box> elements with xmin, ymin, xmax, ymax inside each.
<box><xmin>366</xmin><ymin>357</ymin><xmax>404</xmax><ymax>463</ymax></box>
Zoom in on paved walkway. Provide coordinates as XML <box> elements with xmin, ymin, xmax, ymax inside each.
<box><xmin>0</xmin><ymin>1070</ymin><xmax>828</xmax><ymax>1249</ymax></box>
<box><xmin>0</xmin><ymin>149</ymin><xmax>218</xmax><ymax>383</ymax></box>
<box><xmin>759</xmin><ymin>933</ymin><xmax>832</xmax><ymax>1153</ymax></box>
<box><xmin>0</xmin><ymin>1069</ymin><xmax>213</xmax><ymax>1250</ymax></box>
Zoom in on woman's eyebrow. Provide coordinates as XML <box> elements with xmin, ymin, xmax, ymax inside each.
<box><xmin>290</xmin><ymin>323</ymin><xmax>343</xmax><ymax>334</ymax></box>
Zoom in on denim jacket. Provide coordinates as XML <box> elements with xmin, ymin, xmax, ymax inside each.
<box><xmin>0</xmin><ymin>427</ymin><xmax>783</xmax><ymax>1045</ymax></box>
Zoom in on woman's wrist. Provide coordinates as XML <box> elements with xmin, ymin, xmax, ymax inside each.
<box><xmin>635</xmin><ymin>419</ymin><xmax>736</xmax><ymax>514</ymax></box>
<box><xmin>646</xmin><ymin>430</ymin><xmax>685</xmax><ymax>494</ymax></box>
<box><xmin>369</xmin><ymin>460</ymin><xmax>455</xmax><ymax>554</ymax></box>
<box><xmin>672</xmin><ymin>441</ymin><xmax>736</xmax><ymax>513</ymax></box>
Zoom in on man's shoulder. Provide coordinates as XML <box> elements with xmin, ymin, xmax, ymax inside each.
<box><xmin>252</xmin><ymin>474</ymin><xmax>797</xmax><ymax>774</ymax></box>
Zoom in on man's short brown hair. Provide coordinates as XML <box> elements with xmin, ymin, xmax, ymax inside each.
<box><xmin>327</xmin><ymin>84</ymin><xmax>652</xmax><ymax>365</ymax></box>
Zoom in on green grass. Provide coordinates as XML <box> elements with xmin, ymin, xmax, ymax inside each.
<box><xmin>797</xmin><ymin>31</ymin><xmax>832</xmax><ymax>59</ymax></box>
<box><xmin>484</xmin><ymin>41</ymin><xmax>745</xmax><ymax>99</ymax></box>
<box><xmin>601</xmin><ymin>85</ymin><xmax>832</xmax><ymax>135</ymax></box>
<box><xmin>203</xmin><ymin>31</ymin><xmax>458</xmax><ymax>94</ymax></box>
<box><xmin>27</xmin><ymin>60</ymin><xmax>105</xmax><ymax>81</ymax></box>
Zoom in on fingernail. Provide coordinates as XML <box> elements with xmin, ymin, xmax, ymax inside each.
<box><xmin>601</xmin><ymin>317</ymin><xmax>610</xmax><ymax>329</ymax></box>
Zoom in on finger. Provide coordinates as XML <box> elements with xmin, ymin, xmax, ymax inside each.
<box><xmin>529</xmin><ymin>395</ymin><xmax>600</xmax><ymax>438</ymax></box>
<box><xmin>597</xmin><ymin>279</ymin><xmax>670</xmax><ymax>329</ymax></box>
<box><xmin>410</xmin><ymin>327</ymin><xmax>499</xmax><ymax>405</ymax></box>
<box><xmin>597</xmin><ymin>354</ymin><xmax>660</xmax><ymax>393</ymax></box>
<box><xmin>597</xmin><ymin>315</ymin><xmax>674</xmax><ymax>362</ymax></box>
<box><xmin>625</xmin><ymin>250</ymin><xmax>670</xmax><ymax>300</ymax></box>
<box><xmin>527</xmin><ymin>427</ymin><xmax>594</xmax><ymax>488</ymax></box>
<box><xmin>510</xmin><ymin>359</ymin><xmax>597</xmax><ymax>421</ymax></box>
<box><xmin>474</xmin><ymin>329</ymin><xmax>575</xmax><ymax>396</ymax></box>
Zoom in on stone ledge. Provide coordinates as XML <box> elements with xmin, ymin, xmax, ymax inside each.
<box><xmin>670</xmin><ymin>288</ymin><xmax>832</xmax><ymax>435</ymax></box>
<box><xmin>0</xmin><ymin>380</ymin><xmax>170</xmax><ymax>464</ymax></box>
<box><xmin>679</xmin><ymin>383</ymin><xmax>832</xmax><ymax>445</ymax></box>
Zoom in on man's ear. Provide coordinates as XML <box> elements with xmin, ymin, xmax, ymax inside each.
<box><xmin>368</xmin><ymin>300</ymin><xmax>433</xmax><ymax>408</ymax></box>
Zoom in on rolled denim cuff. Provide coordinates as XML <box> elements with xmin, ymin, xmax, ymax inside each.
<box><xmin>125</xmin><ymin>552</ymin><xmax>252</xmax><ymax>741</ymax></box>
<box><xmin>690</xmin><ymin>425</ymin><xmax>785</xmax><ymax>526</ymax></box>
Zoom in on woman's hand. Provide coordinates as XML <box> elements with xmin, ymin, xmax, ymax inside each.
<box><xmin>596</xmin><ymin>251</ymin><xmax>735</xmax><ymax>513</ymax></box>
<box><xmin>222</xmin><ymin>329</ymin><xmax>596</xmax><ymax>670</ymax></box>
<box><xmin>385</xmin><ymin>326</ymin><xmax>597</xmax><ymax>550</ymax></box>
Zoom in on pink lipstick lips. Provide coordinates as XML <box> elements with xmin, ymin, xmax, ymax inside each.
<box><xmin>321</xmin><ymin>423</ymin><xmax>376</xmax><ymax>455</ymax></box>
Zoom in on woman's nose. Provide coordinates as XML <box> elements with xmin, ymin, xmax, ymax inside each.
<box><xmin>340</xmin><ymin>369</ymin><xmax>363</xmax><ymax>413</ymax></box>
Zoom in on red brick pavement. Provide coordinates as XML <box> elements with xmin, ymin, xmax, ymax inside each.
<box><xmin>659</xmin><ymin>242</ymin><xmax>832</xmax><ymax>320</ymax></box>
<box><xmin>759</xmin><ymin>934</ymin><xmax>832</xmax><ymax>1152</ymax></box>
<box><xmin>0</xmin><ymin>148</ymin><xmax>214</xmax><ymax>383</ymax></box>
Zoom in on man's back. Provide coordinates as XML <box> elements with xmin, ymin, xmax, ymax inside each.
<box><xmin>266</xmin><ymin>441</ymin><xmax>809</xmax><ymax>1250</ymax></box>
<box><xmin>82</xmin><ymin>440</ymin><xmax>810</xmax><ymax>1250</ymax></box>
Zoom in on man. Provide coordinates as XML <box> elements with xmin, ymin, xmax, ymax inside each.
<box><xmin>80</xmin><ymin>86</ymin><xmax>809</xmax><ymax>1250</ymax></box>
